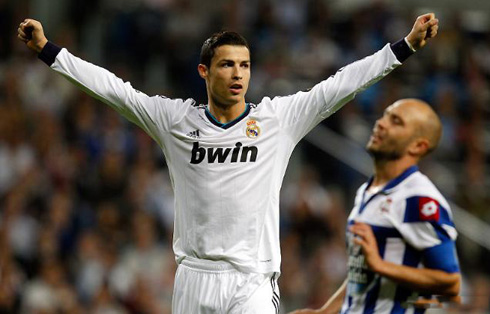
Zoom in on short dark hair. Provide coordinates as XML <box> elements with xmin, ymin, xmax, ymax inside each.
<box><xmin>200</xmin><ymin>31</ymin><xmax>250</xmax><ymax>68</ymax></box>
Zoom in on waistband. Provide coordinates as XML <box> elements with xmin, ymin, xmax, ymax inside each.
<box><xmin>180</xmin><ymin>257</ymin><xmax>237</xmax><ymax>272</ymax></box>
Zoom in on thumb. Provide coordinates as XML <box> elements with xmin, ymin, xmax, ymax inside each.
<box><xmin>417</xmin><ymin>13</ymin><xmax>435</xmax><ymax>24</ymax></box>
<box><xmin>419</xmin><ymin>14</ymin><xmax>438</xmax><ymax>31</ymax></box>
<box><xmin>21</xmin><ymin>19</ymin><xmax>36</xmax><ymax>38</ymax></box>
<box><xmin>422</xmin><ymin>18</ymin><xmax>439</xmax><ymax>31</ymax></box>
<box><xmin>423</xmin><ymin>13</ymin><xmax>435</xmax><ymax>22</ymax></box>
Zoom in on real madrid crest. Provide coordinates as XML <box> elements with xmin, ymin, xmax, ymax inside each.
<box><xmin>246</xmin><ymin>119</ymin><xmax>261</xmax><ymax>138</ymax></box>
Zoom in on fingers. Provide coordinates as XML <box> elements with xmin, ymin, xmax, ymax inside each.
<box><xmin>18</xmin><ymin>19</ymin><xmax>39</xmax><ymax>35</ymax></box>
<box><xmin>426</xmin><ymin>23</ymin><xmax>439</xmax><ymax>39</ymax></box>
<box><xmin>349</xmin><ymin>222</ymin><xmax>370</xmax><ymax>234</ymax></box>
<box><xmin>21</xmin><ymin>19</ymin><xmax>35</xmax><ymax>28</ymax></box>
<box><xmin>349</xmin><ymin>222</ymin><xmax>374</xmax><ymax>245</ymax></box>
<box><xmin>18</xmin><ymin>27</ymin><xmax>27</xmax><ymax>38</ymax></box>
<box><xmin>18</xmin><ymin>21</ymin><xmax>31</xmax><ymax>40</ymax></box>
<box><xmin>418</xmin><ymin>12</ymin><xmax>435</xmax><ymax>23</ymax></box>
<box><xmin>17</xmin><ymin>25</ymin><xmax>30</xmax><ymax>42</ymax></box>
<box><xmin>419</xmin><ymin>13</ymin><xmax>439</xmax><ymax>32</ymax></box>
<box><xmin>17</xmin><ymin>34</ymin><xmax>29</xmax><ymax>43</ymax></box>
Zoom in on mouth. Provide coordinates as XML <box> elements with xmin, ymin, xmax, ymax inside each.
<box><xmin>229</xmin><ymin>83</ymin><xmax>243</xmax><ymax>95</ymax></box>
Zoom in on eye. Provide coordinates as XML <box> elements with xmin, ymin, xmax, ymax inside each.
<box><xmin>241</xmin><ymin>63</ymin><xmax>250</xmax><ymax>68</ymax></box>
<box><xmin>391</xmin><ymin>116</ymin><xmax>403</xmax><ymax>125</ymax></box>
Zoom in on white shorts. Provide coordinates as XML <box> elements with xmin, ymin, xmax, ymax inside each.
<box><xmin>172</xmin><ymin>257</ymin><xmax>280</xmax><ymax>314</ymax></box>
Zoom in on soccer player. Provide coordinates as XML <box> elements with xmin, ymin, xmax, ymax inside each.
<box><xmin>18</xmin><ymin>14</ymin><xmax>439</xmax><ymax>314</ymax></box>
<box><xmin>290</xmin><ymin>99</ymin><xmax>461</xmax><ymax>314</ymax></box>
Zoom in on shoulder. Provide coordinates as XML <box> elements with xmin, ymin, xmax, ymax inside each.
<box><xmin>395</xmin><ymin>172</ymin><xmax>454</xmax><ymax>225</ymax></box>
<box><xmin>400</xmin><ymin>172</ymin><xmax>449</xmax><ymax>208</ymax></box>
<box><xmin>150</xmin><ymin>96</ymin><xmax>201</xmax><ymax>113</ymax></box>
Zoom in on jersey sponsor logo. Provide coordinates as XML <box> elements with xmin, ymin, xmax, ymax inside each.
<box><xmin>346</xmin><ymin>233</ymin><xmax>376</xmax><ymax>295</ymax></box>
<box><xmin>245</xmin><ymin>119</ymin><xmax>261</xmax><ymax>138</ymax></box>
<box><xmin>190</xmin><ymin>142</ymin><xmax>258</xmax><ymax>164</ymax></box>
<box><xmin>419</xmin><ymin>197</ymin><xmax>440</xmax><ymax>221</ymax></box>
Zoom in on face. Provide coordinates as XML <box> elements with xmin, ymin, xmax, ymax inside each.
<box><xmin>199</xmin><ymin>45</ymin><xmax>251</xmax><ymax>108</ymax></box>
<box><xmin>366</xmin><ymin>102</ymin><xmax>418</xmax><ymax>161</ymax></box>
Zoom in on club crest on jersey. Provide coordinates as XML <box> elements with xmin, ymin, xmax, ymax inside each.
<box><xmin>418</xmin><ymin>197</ymin><xmax>440</xmax><ymax>221</ymax></box>
<box><xmin>245</xmin><ymin>120</ymin><xmax>261</xmax><ymax>138</ymax></box>
<box><xmin>380</xmin><ymin>198</ymin><xmax>392</xmax><ymax>213</ymax></box>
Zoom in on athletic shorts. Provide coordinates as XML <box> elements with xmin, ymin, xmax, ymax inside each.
<box><xmin>172</xmin><ymin>257</ymin><xmax>280</xmax><ymax>314</ymax></box>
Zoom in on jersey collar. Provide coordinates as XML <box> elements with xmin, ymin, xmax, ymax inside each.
<box><xmin>365</xmin><ymin>165</ymin><xmax>419</xmax><ymax>194</ymax></box>
<box><xmin>205</xmin><ymin>104</ymin><xmax>251</xmax><ymax>130</ymax></box>
<box><xmin>358</xmin><ymin>165</ymin><xmax>419</xmax><ymax>214</ymax></box>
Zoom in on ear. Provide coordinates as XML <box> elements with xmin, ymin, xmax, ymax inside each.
<box><xmin>407</xmin><ymin>138</ymin><xmax>430</xmax><ymax>157</ymax></box>
<box><xmin>198</xmin><ymin>64</ymin><xmax>208</xmax><ymax>79</ymax></box>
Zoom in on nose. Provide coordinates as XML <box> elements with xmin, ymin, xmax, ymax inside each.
<box><xmin>232</xmin><ymin>65</ymin><xmax>242</xmax><ymax>80</ymax></box>
<box><xmin>375</xmin><ymin>115</ymin><xmax>387</xmax><ymax>129</ymax></box>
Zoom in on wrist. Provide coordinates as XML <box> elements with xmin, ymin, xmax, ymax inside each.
<box><xmin>38</xmin><ymin>41</ymin><xmax>62</xmax><ymax>66</ymax></box>
<box><xmin>35</xmin><ymin>38</ymin><xmax>48</xmax><ymax>53</ymax></box>
<box><xmin>404</xmin><ymin>37</ymin><xmax>417</xmax><ymax>52</ymax></box>
<box><xmin>370</xmin><ymin>258</ymin><xmax>387</xmax><ymax>275</ymax></box>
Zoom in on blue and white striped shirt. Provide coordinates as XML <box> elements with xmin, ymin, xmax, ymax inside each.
<box><xmin>342</xmin><ymin>166</ymin><xmax>459</xmax><ymax>314</ymax></box>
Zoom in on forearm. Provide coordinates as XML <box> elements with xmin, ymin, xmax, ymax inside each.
<box><xmin>38</xmin><ymin>42</ymin><xmax>174</xmax><ymax>142</ymax></box>
<box><xmin>374</xmin><ymin>260</ymin><xmax>461</xmax><ymax>296</ymax></box>
<box><xmin>40</xmin><ymin>42</ymin><xmax>135</xmax><ymax>109</ymax></box>
<box><xmin>314</xmin><ymin>40</ymin><xmax>411</xmax><ymax>120</ymax></box>
<box><xmin>39</xmin><ymin>42</ymin><xmax>153</xmax><ymax>124</ymax></box>
<box><xmin>317</xmin><ymin>280</ymin><xmax>347</xmax><ymax>314</ymax></box>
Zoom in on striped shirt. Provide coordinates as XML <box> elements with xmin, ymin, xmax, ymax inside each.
<box><xmin>342</xmin><ymin>166</ymin><xmax>460</xmax><ymax>314</ymax></box>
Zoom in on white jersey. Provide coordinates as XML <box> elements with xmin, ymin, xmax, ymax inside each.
<box><xmin>342</xmin><ymin>166</ymin><xmax>460</xmax><ymax>314</ymax></box>
<box><xmin>42</xmin><ymin>42</ymin><xmax>404</xmax><ymax>274</ymax></box>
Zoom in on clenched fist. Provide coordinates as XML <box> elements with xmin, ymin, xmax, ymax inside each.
<box><xmin>405</xmin><ymin>13</ymin><xmax>439</xmax><ymax>50</ymax></box>
<box><xmin>17</xmin><ymin>19</ymin><xmax>48</xmax><ymax>53</ymax></box>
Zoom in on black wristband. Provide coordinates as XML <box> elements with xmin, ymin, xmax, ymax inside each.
<box><xmin>38</xmin><ymin>41</ymin><xmax>62</xmax><ymax>66</ymax></box>
<box><xmin>390</xmin><ymin>38</ymin><xmax>414</xmax><ymax>63</ymax></box>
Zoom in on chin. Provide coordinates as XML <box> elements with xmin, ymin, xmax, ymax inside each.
<box><xmin>369</xmin><ymin>149</ymin><xmax>403</xmax><ymax>161</ymax></box>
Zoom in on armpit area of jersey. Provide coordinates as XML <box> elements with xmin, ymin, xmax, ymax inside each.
<box><xmin>38</xmin><ymin>41</ymin><xmax>62</xmax><ymax>66</ymax></box>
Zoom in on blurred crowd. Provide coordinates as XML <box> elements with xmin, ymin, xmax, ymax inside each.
<box><xmin>0</xmin><ymin>0</ymin><xmax>489</xmax><ymax>313</ymax></box>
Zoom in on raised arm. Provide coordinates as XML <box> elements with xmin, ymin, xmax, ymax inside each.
<box><xmin>17</xmin><ymin>19</ymin><xmax>188</xmax><ymax>144</ymax></box>
<box><xmin>271</xmin><ymin>13</ymin><xmax>439</xmax><ymax>144</ymax></box>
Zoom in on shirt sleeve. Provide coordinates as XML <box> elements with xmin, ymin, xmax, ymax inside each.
<box><xmin>40</xmin><ymin>42</ymin><xmax>189</xmax><ymax>146</ymax></box>
<box><xmin>269</xmin><ymin>43</ymin><xmax>402</xmax><ymax>144</ymax></box>
<box><xmin>398</xmin><ymin>196</ymin><xmax>460</xmax><ymax>273</ymax></box>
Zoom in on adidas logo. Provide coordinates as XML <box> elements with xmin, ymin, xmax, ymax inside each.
<box><xmin>187</xmin><ymin>129</ymin><xmax>200</xmax><ymax>139</ymax></box>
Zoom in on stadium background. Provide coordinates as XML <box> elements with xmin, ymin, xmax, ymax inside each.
<box><xmin>0</xmin><ymin>0</ymin><xmax>489</xmax><ymax>312</ymax></box>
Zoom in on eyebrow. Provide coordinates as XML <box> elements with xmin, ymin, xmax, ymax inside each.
<box><xmin>219</xmin><ymin>59</ymin><xmax>251</xmax><ymax>63</ymax></box>
<box><xmin>390</xmin><ymin>112</ymin><xmax>404</xmax><ymax>124</ymax></box>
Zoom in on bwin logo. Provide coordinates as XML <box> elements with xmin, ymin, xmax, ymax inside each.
<box><xmin>190</xmin><ymin>142</ymin><xmax>258</xmax><ymax>164</ymax></box>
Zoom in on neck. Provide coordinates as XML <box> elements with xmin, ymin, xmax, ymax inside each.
<box><xmin>372</xmin><ymin>157</ymin><xmax>417</xmax><ymax>187</ymax></box>
<box><xmin>208</xmin><ymin>101</ymin><xmax>246</xmax><ymax>124</ymax></box>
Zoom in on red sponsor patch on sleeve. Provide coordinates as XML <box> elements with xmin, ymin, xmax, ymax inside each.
<box><xmin>418</xmin><ymin>197</ymin><xmax>440</xmax><ymax>221</ymax></box>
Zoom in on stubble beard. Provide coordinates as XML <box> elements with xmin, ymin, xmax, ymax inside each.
<box><xmin>366</xmin><ymin>143</ymin><xmax>403</xmax><ymax>162</ymax></box>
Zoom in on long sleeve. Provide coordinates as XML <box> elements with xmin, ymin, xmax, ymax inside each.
<box><xmin>40</xmin><ymin>42</ymin><xmax>191</xmax><ymax>146</ymax></box>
